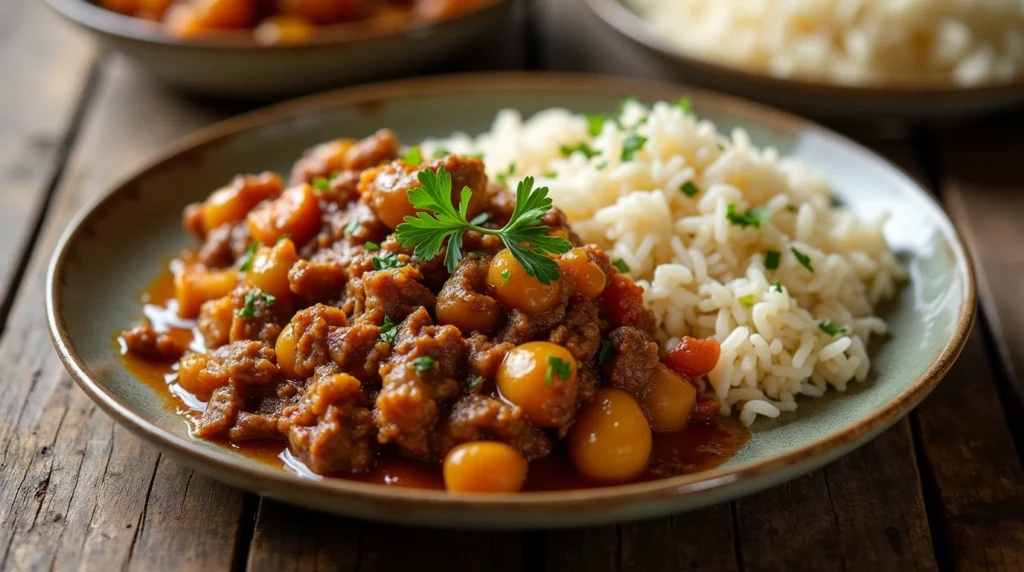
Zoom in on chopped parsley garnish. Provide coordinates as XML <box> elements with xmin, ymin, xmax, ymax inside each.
<box><xmin>561</xmin><ymin>142</ymin><xmax>601</xmax><ymax>160</ymax></box>
<box><xmin>621</xmin><ymin>134</ymin><xmax>647</xmax><ymax>161</ymax></box>
<box><xmin>544</xmin><ymin>171</ymin><xmax>558</xmax><ymax>179</ymax></box>
<box><xmin>545</xmin><ymin>356</ymin><xmax>573</xmax><ymax>386</ymax></box>
<box><xmin>739</xmin><ymin>294</ymin><xmax>755</xmax><ymax>307</ymax></box>
<box><xmin>329</xmin><ymin>170</ymin><xmax>342</xmax><ymax>180</ymax></box>
<box><xmin>595</xmin><ymin>160</ymin><xmax>609</xmax><ymax>170</ymax></box>
<box><xmin>394</xmin><ymin>167</ymin><xmax>571</xmax><ymax>283</ymax></box>
<box><xmin>717</xmin><ymin>143</ymin><xmax>726</xmax><ymax>151</ymax></box>
<box><xmin>786</xmin><ymin>205</ymin><xmax>799</xmax><ymax>213</ymax></box>
<box><xmin>312</xmin><ymin>177</ymin><xmax>330</xmax><ymax>192</ymax></box>
<box><xmin>819</xmin><ymin>321</ymin><xmax>847</xmax><ymax>336</ymax></box>
<box><xmin>680</xmin><ymin>181</ymin><xmax>700</xmax><ymax>197</ymax></box>
<box><xmin>345</xmin><ymin>220</ymin><xmax>360</xmax><ymax>236</ymax></box>
<box><xmin>432</xmin><ymin>148</ymin><xmax>451</xmax><ymax>158</ymax></box>
<box><xmin>496</xmin><ymin>162</ymin><xmax>517</xmax><ymax>187</ymax></box>
<box><xmin>791</xmin><ymin>247</ymin><xmax>814</xmax><ymax>272</ymax></box>
<box><xmin>402</xmin><ymin>146</ymin><xmax>422</xmax><ymax>165</ymax></box>
<box><xmin>238</xmin><ymin>242</ymin><xmax>259</xmax><ymax>272</ymax></box>
<box><xmin>726</xmin><ymin>204</ymin><xmax>771</xmax><ymax>229</ymax></box>
<box><xmin>675</xmin><ymin>97</ymin><xmax>693</xmax><ymax>114</ymax></box>
<box><xmin>765</xmin><ymin>250</ymin><xmax>781</xmax><ymax>270</ymax></box>
<box><xmin>238</xmin><ymin>290</ymin><xmax>275</xmax><ymax>318</ymax></box>
<box><xmin>371</xmin><ymin>251</ymin><xmax>404</xmax><ymax>270</ymax></box>
<box><xmin>500</xmin><ymin>269</ymin><xmax>511</xmax><ymax>284</ymax></box>
<box><xmin>380</xmin><ymin>316</ymin><xmax>398</xmax><ymax>345</ymax></box>
<box><xmin>612</xmin><ymin>258</ymin><xmax>630</xmax><ymax>273</ymax></box>
<box><xmin>587</xmin><ymin>114</ymin><xmax>610</xmax><ymax>137</ymax></box>
<box><xmin>597</xmin><ymin>340</ymin><xmax>613</xmax><ymax>366</ymax></box>
<box><xmin>412</xmin><ymin>356</ymin><xmax>436</xmax><ymax>372</ymax></box>
<box><xmin>774</xmin><ymin>281</ymin><xmax>783</xmax><ymax>293</ymax></box>
<box><xmin>364</xmin><ymin>241</ymin><xmax>380</xmax><ymax>251</ymax></box>
<box><xmin>276</xmin><ymin>233</ymin><xmax>292</xmax><ymax>245</ymax></box>
<box><xmin>467</xmin><ymin>374</ymin><xmax>484</xmax><ymax>390</ymax></box>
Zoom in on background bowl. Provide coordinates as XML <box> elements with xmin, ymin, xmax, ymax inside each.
<box><xmin>582</xmin><ymin>0</ymin><xmax>1024</xmax><ymax>122</ymax></box>
<box><xmin>44</xmin><ymin>0</ymin><xmax>512</xmax><ymax>98</ymax></box>
<box><xmin>47</xmin><ymin>73</ymin><xmax>973</xmax><ymax>528</ymax></box>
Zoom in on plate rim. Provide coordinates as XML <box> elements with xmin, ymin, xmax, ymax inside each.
<box><xmin>583</xmin><ymin>0</ymin><xmax>1024</xmax><ymax>100</ymax></box>
<box><xmin>45</xmin><ymin>72</ymin><xmax>976</xmax><ymax>515</ymax></box>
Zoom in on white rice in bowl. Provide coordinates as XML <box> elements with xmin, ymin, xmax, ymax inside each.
<box><xmin>422</xmin><ymin>100</ymin><xmax>906</xmax><ymax>425</ymax></box>
<box><xmin>627</xmin><ymin>0</ymin><xmax>1024</xmax><ymax>87</ymax></box>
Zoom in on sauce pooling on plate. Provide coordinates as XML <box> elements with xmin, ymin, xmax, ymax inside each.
<box><xmin>117</xmin><ymin>129</ymin><xmax>748</xmax><ymax>493</ymax></box>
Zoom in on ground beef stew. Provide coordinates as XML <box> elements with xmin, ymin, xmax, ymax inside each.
<box><xmin>119</xmin><ymin>129</ymin><xmax>748</xmax><ymax>493</ymax></box>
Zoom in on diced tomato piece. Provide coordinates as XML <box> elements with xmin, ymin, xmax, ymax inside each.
<box><xmin>664</xmin><ymin>336</ymin><xmax>721</xmax><ymax>379</ymax></box>
<box><xmin>599</xmin><ymin>274</ymin><xmax>647</xmax><ymax>328</ymax></box>
<box><xmin>691</xmin><ymin>394</ymin><xmax>721</xmax><ymax>423</ymax></box>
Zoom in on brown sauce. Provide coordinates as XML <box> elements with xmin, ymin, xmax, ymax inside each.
<box><xmin>119</xmin><ymin>268</ymin><xmax>750</xmax><ymax>491</ymax></box>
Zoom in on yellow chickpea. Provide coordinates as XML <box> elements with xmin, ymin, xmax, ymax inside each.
<box><xmin>568</xmin><ymin>388</ymin><xmax>652</xmax><ymax>483</ymax></box>
<box><xmin>496</xmin><ymin>342</ymin><xmax>578</xmax><ymax>428</ymax></box>
<box><xmin>177</xmin><ymin>353</ymin><xmax>219</xmax><ymax>401</ymax></box>
<box><xmin>245</xmin><ymin>238</ymin><xmax>299</xmax><ymax>302</ymax></box>
<box><xmin>641</xmin><ymin>365</ymin><xmax>697</xmax><ymax>432</ymax></box>
<box><xmin>443</xmin><ymin>441</ymin><xmax>528</xmax><ymax>493</ymax></box>
<box><xmin>175</xmin><ymin>267</ymin><xmax>239</xmax><ymax>319</ymax></box>
<box><xmin>557</xmin><ymin>248</ymin><xmax>607</xmax><ymax>300</ymax></box>
<box><xmin>246</xmin><ymin>183</ymin><xmax>322</xmax><ymax>247</ymax></box>
<box><xmin>486</xmin><ymin>249</ymin><xmax>562</xmax><ymax>313</ymax></box>
<box><xmin>274</xmin><ymin>322</ymin><xmax>299</xmax><ymax>379</ymax></box>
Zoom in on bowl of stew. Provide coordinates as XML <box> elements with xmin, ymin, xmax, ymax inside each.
<box><xmin>47</xmin><ymin>74</ymin><xmax>973</xmax><ymax>527</ymax></box>
<box><xmin>44</xmin><ymin>0</ymin><xmax>512</xmax><ymax>98</ymax></box>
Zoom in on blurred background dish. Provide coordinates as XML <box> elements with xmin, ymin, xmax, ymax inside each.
<box><xmin>45</xmin><ymin>0</ymin><xmax>512</xmax><ymax>98</ymax></box>
<box><xmin>583</xmin><ymin>0</ymin><xmax>1024</xmax><ymax>121</ymax></box>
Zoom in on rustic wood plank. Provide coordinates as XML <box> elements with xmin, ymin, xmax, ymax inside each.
<box><xmin>0</xmin><ymin>56</ymin><xmax>247</xmax><ymax>571</ymax></box>
<box><xmin>0</xmin><ymin>0</ymin><xmax>98</xmax><ymax>317</ymax></box>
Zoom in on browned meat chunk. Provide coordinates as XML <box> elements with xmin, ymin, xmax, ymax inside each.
<box><xmin>119</xmin><ymin>325</ymin><xmax>184</xmax><ymax>361</ymax></box>
<box><xmin>196</xmin><ymin>222</ymin><xmax>251</xmax><ymax>268</ymax></box>
<box><xmin>228</xmin><ymin>287</ymin><xmax>286</xmax><ymax>346</ymax></box>
<box><xmin>284</xmin><ymin>373</ymin><xmax>375</xmax><ymax>474</ymax></box>
<box><xmin>327</xmin><ymin>323</ymin><xmax>390</xmax><ymax>384</ymax></box>
<box><xmin>290</xmin><ymin>130</ymin><xmax>399</xmax><ymax>185</ymax></box>
<box><xmin>197</xmin><ymin>385</ymin><xmax>244</xmax><ymax>439</ymax></box>
<box><xmin>282</xmin><ymin>304</ymin><xmax>349</xmax><ymax>378</ymax></box>
<box><xmin>345</xmin><ymin>129</ymin><xmax>399</xmax><ymax>171</ymax></box>
<box><xmin>359</xmin><ymin>266</ymin><xmax>436</xmax><ymax>324</ymax></box>
<box><xmin>435</xmin><ymin>255</ymin><xmax>502</xmax><ymax>334</ymax></box>
<box><xmin>465</xmin><ymin>333</ymin><xmax>512</xmax><ymax>382</ymax></box>
<box><xmin>548</xmin><ymin>300</ymin><xmax>603</xmax><ymax>362</ymax></box>
<box><xmin>179</xmin><ymin>340</ymin><xmax>279</xmax><ymax>393</ymax></box>
<box><xmin>229</xmin><ymin>412</ymin><xmax>281</xmax><ymax>441</ymax></box>
<box><xmin>198</xmin><ymin>295</ymin><xmax>234</xmax><ymax>349</ymax></box>
<box><xmin>602</xmin><ymin>326</ymin><xmax>660</xmax><ymax>397</ymax></box>
<box><xmin>432</xmin><ymin>394</ymin><xmax>551</xmax><ymax>461</ymax></box>
<box><xmin>288</xmin><ymin>259</ymin><xmax>348</xmax><ymax>302</ymax></box>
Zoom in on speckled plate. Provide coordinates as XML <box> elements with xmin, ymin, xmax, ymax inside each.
<box><xmin>46</xmin><ymin>73</ymin><xmax>974</xmax><ymax>528</ymax></box>
<box><xmin>44</xmin><ymin>0</ymin><xmax>512</xmax><ymax>98</ymax></box>
<box><xmin>583</xmin><ymin>0</ymin><xmax>1024</xmax><ymax>122</ymax></box>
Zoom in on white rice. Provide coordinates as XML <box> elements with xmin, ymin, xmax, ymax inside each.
<box><xmin>628</xmin><ymin>0</ymin><xmax>1024</xmax><ymax>87</ymax></box>
<box><xmin>423</xmin><ymin>100</ymin><xmax>905</xmax><ymax>425</ymax></box>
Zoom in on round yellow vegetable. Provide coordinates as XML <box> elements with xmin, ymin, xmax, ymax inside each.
<box><xmin>568</xmin><ymin>388</ymin><xmax>652</xmax><ymax>483</ymax></box>
<box><xmin>443</xmin><ymin>441</ymin><xmax>528</xmax><ymax>493</ymax></box>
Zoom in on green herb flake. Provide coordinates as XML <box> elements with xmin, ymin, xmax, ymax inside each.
<box><xmin>329</xmin><ymin>170</ymin><xmax>342</xmax><ymax>180</ymax></box>
<box><xmin>774</xmin><ymin>281</ymin><xmax>783</xmax><ymax>293</ymax></box>
<box><xmin>675</xmin><ymin>97</ymin><xmax>693</xmax><ymax>114</ymax></box>
<box><xmin>791</xmin><ymin>247</ymin><xmax>814</xmax><ymax>273</ymax></box>
<box><xmin>739</xmin><ymin>294</ymin><xmax>755</xmax><ymax>307</ymax></box>
<box><xmin>345</xmin><ymin>220</ymin><xmax>361</xmax><ymax>236</ymax></box>
<box><xmin>680</xmin><ymin>181</ymin><xmax>700</xmax><ymax>197</ymax></box>
<box><xmin>544</xmin><ymin>171</ymin><xmax>558</xmax><ymax>179</ymax></box>
<box><xmin>432</xmin><ymin>148</ymin><xmax>451</xmax><ymax>159</ymax></box>
<box><xmin>402</xmin><ymin>146</ymin><xmax>422</xmax><ymax>165</ymax></box>
<box><xmin>726</xmin><ymin>203</ymin><xmax>771</xmax><ymax>229</ymax></box>
<box><xmin>819</xmin><ymin>321</ymin><xmax>847</xmax><ymax>336</ymax></box>
<box><xmin>545</xmin><ymin>356</ymin><xmax>573</xmax><ymax>386</ymax></box>
<box><xmin>371</xmin><ymin>251</ymin><xmax>404</xmax><ymax>270</ymax></box>
<box><xmin>312</xmin><ymin>177</ymin><xmax>330</xmax><ymax>192</ymax></box>
<box><xmin>380</xmin><ymin>316</ymin><xmax>398</xmax><ymax>345</ymax></box>
<box><xmin>597</xmin><ymin>340</ymin><xmax>613</xmax><ymax>366</ymax></box>
<box><xmin>595</xmin><ymin>160</ymin><xmax>609</xmax><ymax>170</ymax></box>
<box><xmin>467</xmin><ymin>374</ymin><xmax>484</xmax><ymax>390</ymax></box>
<box><xmin>612</xmin><ymin>258</ymin><xmax>630</xmax><ymax>273</ymax></box>
<box><xmin>364</xmin><ymin>241</ymin><xmax>381</xmax><ymax>252</ymax></box>
<box><xmin>238</xmin><ymin>242</ymin><xmax>260</xmax><ymax>272</ymax></box>
<box><xmin>786</xmin><ymin>205</ymin><xmax>799</xmax><ymax>213</ymax></box>
<box><xmin>500</xmin><ymin>269</ymin><xmax>511</xmax><ymax>284</ymax></box>
<box><xmin>587</xmin><ymin>114</ymin><xmax>610</xmax><ymax>137</ymax></box>
<box><xmin>412</xmin><ymin>356</ymin><xmax>436</xmax><ymax>372</ymax></box>
<box><xmin>495</xmin><ymin>162</ymin><xmax>517</xmax><ymax>187</ymax></box>
<box><xmin>560</xmin><ymin>142</ymin><xmax>601</xmax><ymax>160</ymax></box>
<box><xmin>765</xmin><ymin>250</ymin><xmax>781</xmax><ymax>270</ymax></box>
<box><xmin>393</xmin><ymin>168</ymin><xmax>571</xmax><ymax>284</ymax></box>
<box><xmin>238</xmin><ymin>290</ymin><xmax>275</xmax><ymax>319</ymax></box>
<box><xmin>621</xmin><ymin>134</ymin><xmax>648</xmax><ymax>162</ymax></box>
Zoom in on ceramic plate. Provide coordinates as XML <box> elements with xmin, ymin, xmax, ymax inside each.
<box><xmin>47</xmin><ymin>73</ymin><xmax>974</xmax><ymax>528</ymax></box>
<box><xmin>583</xmin><ymin>0</ymin><xmax>1024</xmax><ymax>122</ymax></box>
<box><xmin>44</xmin><ymin>0</ymin><xmax>512</xmax><ymax>98</ymax></box>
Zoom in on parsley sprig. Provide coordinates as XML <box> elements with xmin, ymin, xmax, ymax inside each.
<box><xmin>394</xmin><ymin>167</ymin><xmax>571</xmax><ymax>284</ymax></box>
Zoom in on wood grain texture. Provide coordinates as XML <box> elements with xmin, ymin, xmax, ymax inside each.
<box><xmin>0</xmin><ymin>57</ymin><xmax>245</xmax><ymax>572</ymax></box>
<box><xmin>0</xmin><ymin>0</ymin><xmax>98</xmax><ymax>317</ymax></box>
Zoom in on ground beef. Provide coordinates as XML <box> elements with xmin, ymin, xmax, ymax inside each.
<box><xmin>357</xmin><ymin>266</ymin><xmax>437</xmax><ymax>324</ymax></box>
<box><xmin>288</xmin><ymin>259</ymin><xmax>348</xmax><ymax>303</ymax></box>
<box><xmin>229</xmin><ymin>411</ymin><xmax>281</xmax><ymax>441</ymax></box>
<box><xmin>602</xmin><ymin>326</ymin><xmax>660</xmax><ymax>397</ymax></box>
<box><xmin>495</xmin><ymin>304</ymin><xmax>568</xmax><ymax>346</ymax></box>
<box><xmin>198</xmin><ymin>295</ymin><xmax>234</xmax><ymax>349</ymax></box>
<box><xmin>283</xmin><ymin>373</ymin><xmax>376</xmax><ymax>474</ymax></box>
<box><xmin>327</xmin><ymin>323</ymin><xmax>391</xmax><ymax>384</ymax></box>
<box><xmin>548</xmin><ymin>300</ymin><xmax>603</xmax><ymax>362</ymax></box>
<box><xmin>119</xmin><ymin>325</ymin><xmax>184</xmax><ymax>361</ymax></box>
<box><xmin>197</xmin><ymin>385</ymin><xmax>244</xmax><ymax>439</ymax></box>
<box><xmin>284</xmin><ymin>304</ymin><xmax>349</xmax><ymax>378</ymax></box>
<box><xmin>289</xmin><ymin>130</ymin><xmax>399</xmax><ymax>185</ymax></box>
<box><xmin>196</xmin><ymin>222</ymin><xmax>251</xmax><ymax>268</ymax></box>
<box><xmin>179</xmin><ymin>340</ymin><xmax>279</xmax><ymax>392</ymax></box>
<box><xmin>345</xmin><ymin>129</ymin><xmax>399</xmax><ymax>171</ymax></box>
<box><xmin>465</xmin><ymin>333</ymin><xmax>512</xmax><ymax>382</ymax></box>
<box><xmin>432</xmin><ymin>394</ymin><xmax>551</xmax><ymax>461</ymax></box>
<box><xmin>227</xmin><ymin>287</ymin><xmax>288</xmax><ymax>346</ymax></box>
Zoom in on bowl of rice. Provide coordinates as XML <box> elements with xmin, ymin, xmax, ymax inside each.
<box><xmin>583</xmin><ymin>0</ymin><xmax>1024</xmax><ymax>120</ymax></box>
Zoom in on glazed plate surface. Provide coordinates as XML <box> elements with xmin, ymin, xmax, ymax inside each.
<box><xmin>47</xmin><ymin>74</ymin><xmax>974</xmax><ymax>528</ymax></box>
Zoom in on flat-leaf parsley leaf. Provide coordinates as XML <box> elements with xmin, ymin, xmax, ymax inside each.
<box><xmin>791</xmin><ymin>247</ymin><xmax>814</xmax><ymax>272</ymax></box>
<box><xmin>560</xmin><ymin>142</ymin><xmax>601</xmax><ymax>159</ymax></box>
<box><xmin>238</xmin><ymin>242</ymin><xmax>259</xmax><ymax>272</ymax></box>
<box><xmin>412</xmin><ymin>356</ymin><xmax>436</xmax><ymax>372</ymax></box>
<box><xmin>597</xmin><ymin>340</ymin><xmax>613</xmax><ymax>366</ymax></box>
<box><xmin>238</xmin><ymin>290</ymin><xmax>275</xmax><ymax>318</ymax></box>
<box><xmin>680</xmin><ymin>181</ymin><xmax>700</xmax><ymax>197</ymax></box>
<box><xmin>380</xmin><ymin>316</ymin><xmax>398</xmax><ymax>345</ymax></box>
<box><xmin>726</xmin><ymin>204</ymin><xmax>771</xmax><ymax>229</ymax></box>
<box><xmin>819</xmin><ymin>321</ymin><xmax>847</xmax><ymax>336</ymax></box>
<box><xmin>545</xmin><ymin>356</ymin><xmax>573</xmax><ymax>386</ymax></box>
<box><xmin>612</xmin><ymin>258</ymin><xmax>630</xmax><ymax>273</ymax></box>
<box><xmin>621</xmin><ymin>134</ymin><xmax>647</xmax><ymax>161</ymax></box>
<box><xmin>402</xmin><ymin>146</ymin><xmax>422</xmax><ymax>165</ymax></box>
<box><xmin>765</xmin><ymin>250</ymin><xmax>781</xmax><ymax>270</ymax></box>
<box><xmin>371</xmin><ymin>251</ymin><xmax>404</xmax><ymax>270</ymax></box>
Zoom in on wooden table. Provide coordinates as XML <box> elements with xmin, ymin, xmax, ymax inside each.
<box><xmin>3</xmin><ymin>1</ymin><xmax>1024</xmax><ymax>570</ymax></box>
